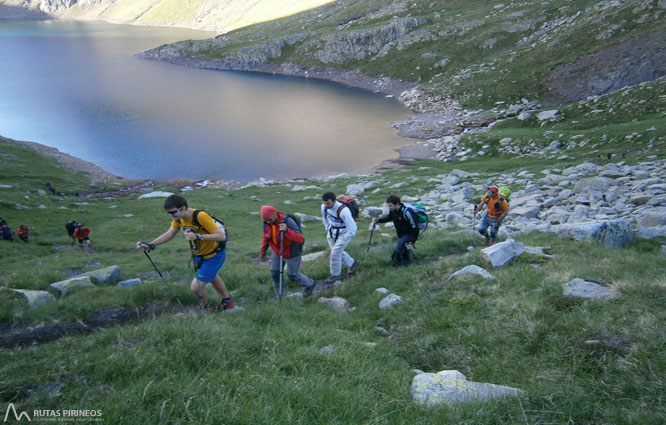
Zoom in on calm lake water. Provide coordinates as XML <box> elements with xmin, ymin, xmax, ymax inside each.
<box><xmin>0</xmin><ymin>20</ymin><xmax>412</xmax><ymax>181</ymax></box>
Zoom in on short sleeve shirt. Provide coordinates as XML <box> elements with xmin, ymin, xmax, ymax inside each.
<box><xmin>171</xmin><ymin>209</ymin><xmax>223</xmax><ymax>257</ymax></box>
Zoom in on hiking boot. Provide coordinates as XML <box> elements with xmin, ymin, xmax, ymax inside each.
<box><xmin>347</xmin><ymin>261</ymin><xmax>359</xmax><ymax>276</ymax></box>
<box><xmin>322</xmin><ymin>275</ymin><xmax>342</xmax><ymax>285</ymax></box>
<box><xmin>218</xmin><ymin>299</ymin><xmax>236</xmax><ymax>311</ymax></box>
<box><xmin>483</xmin><ymin>238</ymin><xmax>491</xmax><ymax>246</ymax></box>
<box><xmin>303</xmin><ymin>283</ymin><xmax>316</xmax><ymax>297</ymax></box>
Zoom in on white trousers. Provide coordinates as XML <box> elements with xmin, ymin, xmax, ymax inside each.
<box><xmin>327</xmin><ymin>233</ymin><xmax>355</xmax><ymax>276</ymax></box>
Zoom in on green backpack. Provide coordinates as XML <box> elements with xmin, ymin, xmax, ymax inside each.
<box><xmin>498</xmin><ymin>187</ymin><xmax>512</xmax><ymax>203</ymax></box>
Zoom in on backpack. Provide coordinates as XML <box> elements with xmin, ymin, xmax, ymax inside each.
<box><xmin>498</xmin><ymin>187</ymin><xmax>512</xmax><ymax>203</ymax></box>
<box><xmin>192</xmin><ymin>209</ymin><xmax>228</xmax><ymax>250</ymax></box>
<box><xmin>403</xmin><ymin>202</ymin><xmax>429</xmax><ymax>231</ymax></box>
<box><xmin>336</xmin><ymin>195</ymin><xmax>359</xmax><ymax>222</ymax></box>
<box><xmin>284</xmin><ymin>213</ymin><xmax>303</xmax><ymax>233</ymax></box>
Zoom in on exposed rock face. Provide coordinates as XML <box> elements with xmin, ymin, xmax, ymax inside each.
<box><xmin>545</xmin><ymin>31</ymin><xmax>666</xmax><ymax>104</ymax></box>
<box><xmin>302</xmin><ymin>17</ymin><xmax>426</xmax><ymax>64</ymax></box>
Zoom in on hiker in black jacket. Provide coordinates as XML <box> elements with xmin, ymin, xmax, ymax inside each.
<box><xmin>373</xmin><ymin>195</ymin><xmax>420</xmax><ymax>266</ymax></box>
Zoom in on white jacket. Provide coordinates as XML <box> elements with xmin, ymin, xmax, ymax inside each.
<box><xmin>321</xmin><ymin>201</ymin><xmax>357</xmax><ymax>238</ymax></box>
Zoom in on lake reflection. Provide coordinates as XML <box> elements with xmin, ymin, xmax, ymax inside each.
<box><xmin>0</xmin><ymin>20</ymin><xmax>411</xmax><ymax>180</ymax></box>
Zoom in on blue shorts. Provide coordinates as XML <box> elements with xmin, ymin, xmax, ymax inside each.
<box><xmin>194</xmin><ymin>249</ymin><xmax>226</xmax><ymax>283</ymax></box>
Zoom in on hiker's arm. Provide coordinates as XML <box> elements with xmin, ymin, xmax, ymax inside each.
<box><xmin>374</xmin><ymin>214</ymin><xmax>390</xmax><ymax>224</ymax></box>
<box><xmin>321</xmin><ymin>205</ymin><xmax>330</xmax><ymax>229</ymax></box>
<box><xmin>340</xmin><ymin>207</ymin><xmax>357</xmax><ymax>237</ymax></box>
<box><xmin>188</xmin><ymin>227</ymin><xmax>226</xmax><ymax>242</ymax></box>
<box><xmin>260</xmin><ymin>228</ymin><xmax>270</xmax><ymax>256</ymax></box>
<box><xmin>138</xmin><ymin>226</ymin><xmax>178</xmax><ymax>251</ymax></box>
<box><xmin>498</xmin><ymin>202</ymin><xmax>509</xmax><ymax>222</ymax></box>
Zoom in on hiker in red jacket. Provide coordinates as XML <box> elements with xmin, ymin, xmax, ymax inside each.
<box><xmin>260</xmin><ymin>205</ymin><xmax>316</xmax><ymax>298</ymax></box>
<box><xmin>73</xmin><ymin>223</ymin><xmax>92</xmax><ymax>250</ymax></box>
<box><xmin>17</xmin><ymin>225</ymin><xmax>30</xmax><ymax>242</ymax></box>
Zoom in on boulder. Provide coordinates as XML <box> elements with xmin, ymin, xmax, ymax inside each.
<box><xmin>50</xmin><ymin>276</ymin><xmax>96</xmax><ymax>296</ymax></box>
<box><xmin>536</xmin><ymin>110</ymin><xmax>559</xmax><ymax>121</ymax></box>
<box><xmin>138</xmin><ymin>191</ymin><xmax>173</xmax><ymax>199</ymax></box>
<box><xmin>117</xmin><ymin>278</ymin><xmax>142</xmax><ymax>288</ymax></box>
<box><xmin>563</xmin><ymin>278</ymin><xmax>617</xmax><ymax>299</ymax></box>
<box><xmin>448</xmin><ymin>265</ymin><xmax>495</xmax><ymax>280</ymax></box>
<box><xmin>81</xmin><ymin>265</ymin><xmax>122</xmax><ymax>284</ymax></box>
<box><xmin>379</xmin><ymin>293</ymin><xmax>403</xmax><ymax>310</ymax></box>
<box><xmin>346</xmin><ymin>183</ymin><xmax>365</xmax><ymax>196</ymax></box>
<box><xmin>574</xmin><ymin>177</ymin><xmax>617</xmax><ymax>193</ymax></box>
<box><xmin>510</xmin><ymin>206</ymin><xmax>541</xmax><ymax>219</ymax></box>
<box><xmin>411</xmin><ymin>370</ymin><xmax>523</xmax><ymax>407</ymax></box>
<box><xmin>481</xmin><ymin>238</ymin><xmax>525</xmax><ymax>268</ymax></box>
<box><xmin>555</xmin><ymin>220</ymin><xmax>634</xmax><ymax>248</ymax></box>
<box><xmin>8</xmin><ymin>289</ymin><xmax>56</xmax><ymax>307</ymax></box>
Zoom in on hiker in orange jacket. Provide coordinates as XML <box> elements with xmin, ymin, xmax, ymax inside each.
<box><xmin>260</xmin><ymin>205</ymin><xmax>316</xmax><ymax>298</ymax></box>
<box><xmin>475</xmin><ymin>186</ymin><xmax>509</xmax><ymax>245</ymax></box>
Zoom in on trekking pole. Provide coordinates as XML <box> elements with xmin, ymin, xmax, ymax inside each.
<box><xmin>472</xmin><ymin>205</ymin><xmax>477</xmax><ymax>232</ymax></box>
<box><xmin>141</xmin><ymin>245</ymin><xmax>183</xmax><ymax>307</ymax></box>
<box><xmin>278</xmin><ymin>231</ymin><xmax>284</xmax><ymax>299</ymax></box>
<box><xmin>366</xmin><ymin>223</ymin><xmax>376</xmax><ymax>254</ymax></box>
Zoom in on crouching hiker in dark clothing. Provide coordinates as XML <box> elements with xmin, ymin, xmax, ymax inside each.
<box><xmin>260</xmin><ymin>205</ymin><xmax>316</xmax><ymax>298</ymax></box>
<box><xmin>372</xmin><ymin>195</ymin><xmax>420</xmax><ymax>267</ymax></box>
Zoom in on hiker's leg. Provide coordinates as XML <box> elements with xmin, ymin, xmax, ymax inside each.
<box><xmin>393</xmin><ymin>235</ymin><xmax>411</xmax><ymax>266</ymax></box>
<box><xmin>194</xmin><ymin>250</ymin><xmax>228</xmax><ymax>301</ymax></box>
<box><xmin>190</xmin><ymin>278</ymin><xmax>208</xmax><ymax>306</ymax></box>
<box><xmin>210</xmin><ymin>275</ymin><xmax>230</xmax><ymax>299</ymax></box>
<box><xmin>327</xmin><ymin>236</ymin><xmax>343</xmax><ymax>276</ymax></box>
<box><xmin>285</xmin><ymin>256</ymin><xmax>315</xmax><ymax>288</ymax></box>
<box><xmin>478</xmin><ymin>214</ymin><xmax>491</xmax><ymax>240</ymax></box>
<box><xmin>337</xmin><ymin>233</ymin><xmax>355</xmax><ymax>269</ymax></box>
<box><xmin>269</xmin><ymin>251</ymin><xmax>285</xmax><ymax>297</ymax></box>
<box><xmin>488</xmin><ymin>218</ymin><xmax>500</xmax><ymax>241</ymax></box>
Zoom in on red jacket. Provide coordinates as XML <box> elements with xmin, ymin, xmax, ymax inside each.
<box><xmin>260</xmin><ymin>213</ymin><xmax>304</xmax><ymax>258</ymax></box>
<box><xmin>73</xmin><ymin>226</ymin><xmax>90</xmax><ymax>239</ymax></box>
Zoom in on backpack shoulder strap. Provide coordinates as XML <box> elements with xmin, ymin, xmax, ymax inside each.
<box><xmin>335</xmin><ymin>204</ymin><xmax>346</xmax><ymax>220</ymax></box>
<box><xmin>192</xmin><ymin>209</ymin><xmax>202</xmax><ymax>228</ymax></box>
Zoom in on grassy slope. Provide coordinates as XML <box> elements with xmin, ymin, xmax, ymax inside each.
<box><xmin>1</xmin><ymin>133</ymin><xmax>665</xmax><ymax>423</ymax></box>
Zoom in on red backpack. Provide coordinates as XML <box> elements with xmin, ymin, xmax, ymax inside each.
<box><xmin>336</xmin><ymin>195</ymin><xmax>359</xmax><ymax>222</ymax></box>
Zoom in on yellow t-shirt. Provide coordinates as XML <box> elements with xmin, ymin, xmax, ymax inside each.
<box><xmin>171</xmin><ymin>209</ymin><xmax>225</xmax><ymax>258</ymax></box>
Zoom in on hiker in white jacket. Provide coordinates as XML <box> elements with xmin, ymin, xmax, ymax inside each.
<box><xmin>320</xmin><ymin>192</ymin><xmax>359</xmax><ymax>284</ymax></box>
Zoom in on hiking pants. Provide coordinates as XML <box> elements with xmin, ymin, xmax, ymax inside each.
<box><xmin>270</xmin><ymin>252</ymin><xmax>315</xmax><ymax>297</ymax></box>
<box><xmin>478</xmin><ymin>214</ymin><xmax>501</xmax><ymax>240</ymax></box>
<box><xmin>392</xmin><ymin>235</ymin><xmax>417</xmax><ymax>266</ymax></box>
<box><xmin>326</xmin><ymin>232</ymin><xmax>355</xmax><ymax>277</ymax></box>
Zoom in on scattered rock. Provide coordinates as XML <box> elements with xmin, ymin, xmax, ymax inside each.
<box><xmin>49</xmin><ymin>276</ymin><xmax>96</xmax><ymax>296</ymax></box>
<box><xmin>411</xmin><ymin>369</ymin><xmax>523</xmax><ymax>406</ymax></box>
<box><xmin>448</xmin><ymin>265</ymin><xmax>495</xmax><ymax>280</ymax></box>
<box><xmin>317</xmin><ymin>296</ymin><xmax>352</xmax><ymax>312</ymax></box>
<box><xmin>8</xmin><ymin>289</ymin><xmax>56</xmax><ymax>307</ymax></box>
<box><xmin>563</xmin><ymin>278</ymin><xmax>618</xmax><ymax>299</ymax></box>
<box><xmin>481</xmin><ymin>238</ymin><xmax>525</xmax><ymax>268</ymax></box>
<box><xmin>378</xmin><ymin>293</ymin><xmax>403</xmax><ymax>310</ymax></box>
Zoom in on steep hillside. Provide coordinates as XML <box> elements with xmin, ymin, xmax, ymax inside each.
<box><xmin>0</xmin><ymin>0</ymin><xmax>333</xmax><ymax>32</ymax></box>
<box><xmin>143</xmin><ymin>0</ymin><xmax>666</xmax><ymax>110</ymax></box>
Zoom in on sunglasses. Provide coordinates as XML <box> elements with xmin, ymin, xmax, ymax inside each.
<box><xmin>166</xmin><ymin>207</ymin><xmax>182</xmax><ymax>215</ymax></box>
